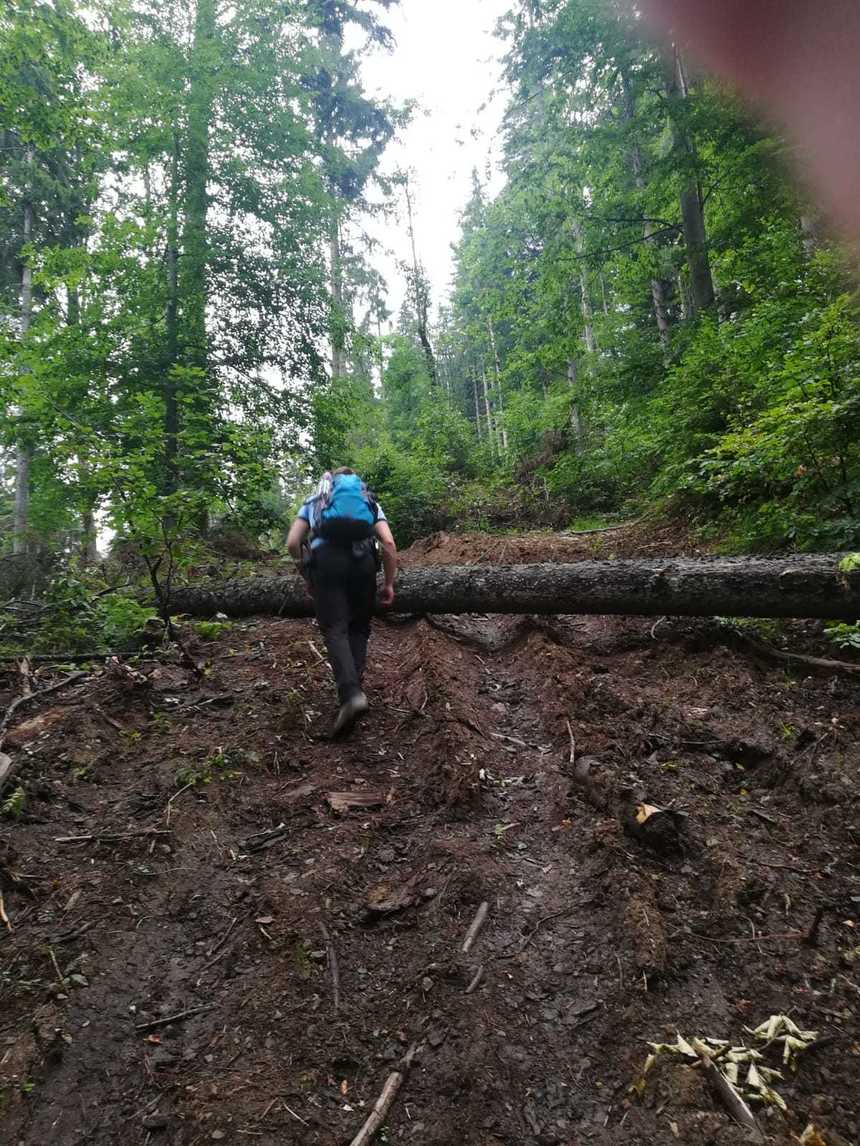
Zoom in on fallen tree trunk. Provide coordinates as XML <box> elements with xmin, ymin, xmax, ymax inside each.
<box><xmin>165</xmin><ymin>556</ymin><xmax>860</xmax><ymax>620</ymax></box>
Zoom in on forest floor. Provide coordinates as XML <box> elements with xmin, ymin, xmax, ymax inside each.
<box><xmin>1</xmin><ymin>524</ymin><xmax>859</xmax><ymax>1146</ymax></box>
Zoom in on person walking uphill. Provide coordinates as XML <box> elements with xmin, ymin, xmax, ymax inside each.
<box><xmin>287</xmin><ymin>468</ymin><xmax>397</xmax><ymax>736</ymax></box>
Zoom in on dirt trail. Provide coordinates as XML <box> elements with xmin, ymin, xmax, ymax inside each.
<box><xmin>1</xmin><ymin>527</ymin><xmax>859</xmax><ymax>1145</ymax></box>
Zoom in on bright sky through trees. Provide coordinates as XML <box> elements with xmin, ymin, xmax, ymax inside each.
<box><xmin>360</xmin><ymin>0</ymin><xmax>510</xmax><ymax>321</ymax></box>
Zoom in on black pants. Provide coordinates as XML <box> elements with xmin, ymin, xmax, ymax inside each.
<box><xmin>309</xmin><ymin>544</ymin><xmax>377</xmax><ymax>703</ymax></box>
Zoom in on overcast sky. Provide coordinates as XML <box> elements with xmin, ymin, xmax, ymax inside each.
<box><xmin>359</xmin><ymin>0</ymin><xmax>512</xmax><ymax>325</ymax></box>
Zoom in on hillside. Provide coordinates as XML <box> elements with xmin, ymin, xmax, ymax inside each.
<box><xmin>1</xmin><ymin>525</ymin><xmax>858</xmax><ymax>1145</ymax></box>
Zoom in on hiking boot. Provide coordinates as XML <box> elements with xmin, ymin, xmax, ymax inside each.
<box><xmin>333</xmin><ymin>691</ymin><xmax>369</xmax><ymax>737</ymax></box>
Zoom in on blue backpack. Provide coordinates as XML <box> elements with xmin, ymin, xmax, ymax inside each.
<box><xmin>312</xmin><ymin>472</ymin><xmax>378</xmax><ymax>545</ymax></box>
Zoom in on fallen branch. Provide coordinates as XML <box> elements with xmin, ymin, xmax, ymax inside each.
<box><xmin>560</xmin><ymin>517</ymin><xmax>644</xmax><ymax>536</ymax></box>
<box><xmin>320</xmin><ymin>921</ymin><xmax>341</xmax><ymax>1013</ymax></box>
<box><xmin>54</xmin><ymin>829</ymin><xmax>172</xmax><ymax>844</ymax></box>
<box><xmin>0</xmin><ymin>652</ymin><xmax>113</xmax><ymax>663</ymax></box>
<box><xmin>205</xmin><ymin>915</ymin><xmax>240</xmax><ymax>961</ymax></box>
<box><xmin>565</xmin><ymin>720</ymin><xmax>576</xmax><ymax>767</ymax></box>
<box><xmin>135</xmin><ymin>1004</ymin><xmax>216</xmax><ymax>1033</ymax></box>
<box><xmin>691</xmin><ymin>1037</ymin><xmax>763</xmax><ymax>1141</ymax></box>
<box><xmin>0</xmin><ymin>891</ymin><xmax>12</xmax><ymax>933</ymax></box>
<box><xmin>461</xmin><ymin>901</ymin><xmax>490</xmax><ymax>955</ymax></box>
<box><xmin>465</xmin><ymin>965</ymin><xmax>484</xmax><ymax>995</ymax></box>
<box><xmin>0</xmin><ymin>670</ymin><xmax>89</xmax><ymax>747</ymax></box>
<box><xmin>690</xmin><ymin>906</ymin><xmax>828</xmax><ymax>946</ymax></box>
<box><xmin>49</xmin><ymin>946</ymin><xmax>68</xmax><ymax>988</ymax></box>
<box><xmin>736</xmin><ymin>633</ymin><xmax>860</xmax><ymax>676</ymax></box>
<box><xmin>348</xmin><ymin>1043</ymin><xmax>421</xmax><ymax>1146</ymax></box>
<box><xmin>165</xmin><ymin>781</ymin><xmax>195</xmax><ymax>824</ymax></box>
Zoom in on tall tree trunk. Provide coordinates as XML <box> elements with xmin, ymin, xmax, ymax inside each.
<box><xmin>567</xmin><ymin>359</ymin><xmax>584</xmax><ymax>446</ymax></box>
<box><xmin>481</xmin><ymin>364</ymin><xmax>497</xmax><ymax>458</ymax></box>
<box><xmin>182</xmin><ymin>0</ymin><xmax>214</xmax><ymax>377</ymax></box>
<box><xmin>570</xmin><ymin>218</ymin><xmax>597</xmax><ymax>353</ymax></box>
<box><xmin>599</xmin><ymin>273</ymin><xmax>611</xmax><ymax>318</ymax></box>
<box><xmin>403</xmin><ymin>176</ymin><xmax>437</xmax><ymax>385</ymax></box>
<box><xmin>486</xmin><ymin>319</ymin><xmax>508</xmax><ymax>454</ymax></box>
<box><xmin>165</xmin><ymin>135</ymin><xmax>180</xmax><ymax>495</ymax></box>
<box><xmin>180</xmin><ymin>0</ymin><xmax>216</xmax><ymax>534</ymax></box>
<box><xmin>472</xmin><ymin>371</ymin><xmax>484</xmax><ymax>441</ymax></box>
<box><xmin>329</xmin><ymin>214</ymin><xmax>347</xmax><ymax>379</ymax></box>
<box><xmin>12</xmin><ymin>147</ymin><xmax>34</xmax><ymax>556</ymax></box>
<box><xmin>619</xmin><ymin>69</ymin><xmax>671</xmax><ymax>347</ymax></box>
<box><xmin>67</xmin><ymin>280</ymin><xmax>99</xmax><ymax>566</ymax></box>
<box><xmin>666</xmin><ymin>47</ymin><xmax>715</xmax><ymax>313</ymax></box>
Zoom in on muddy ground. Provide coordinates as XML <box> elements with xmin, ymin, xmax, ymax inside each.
<box><xmin>1</xmin><ymin>526</ymin><xmax>859</xmax><ymax>1146</ymax></box>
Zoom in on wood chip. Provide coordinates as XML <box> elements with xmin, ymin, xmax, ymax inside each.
<box><xmin>327</xmin><ymin>790</ymin><xmax>386</xmax><ymax>814</ymax></box>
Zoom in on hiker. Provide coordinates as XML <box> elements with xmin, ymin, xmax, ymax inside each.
<box><xmin>287</xmin><ymin>468</ymin><xmax>397</xmax><ymax>736</ymax></box>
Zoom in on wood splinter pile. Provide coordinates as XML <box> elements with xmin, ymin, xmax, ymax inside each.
<box><xmin>639</xmin><ymin>1013</ymin><xmax>819</xmax><ymax>1118</ymax></box>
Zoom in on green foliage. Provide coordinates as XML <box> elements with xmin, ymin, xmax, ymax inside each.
<box><xmin>193</xmin><ymin>620</ymin><xmax>231</xmax><ymax>640</ymax></box>
<box><xmin>175</xmin><ymin>747</ymin><xmax>247</xmax><ymax>788</ymax></box>
<box><xmin>433</xmin><ymin>0</ymin><xmax>860</xmax><ymax>550</ymax></box>
<box><xmin>823</xmin><ymin>622</ymin><xmax>860</xmax><ymax>652</ymax></box>
<box><xmin>1</xmin><ymin>786</ymin><xmax>26</xmax><ymax>820</ymax></box>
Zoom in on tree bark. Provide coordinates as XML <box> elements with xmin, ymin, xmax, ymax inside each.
<box><xmin>620</xmin><ymin>68</ymin><xmax>671</xmax><ymax>347</ymax></box>
<box><xmin>329</xmin><ymin>212</ymin><xmax>347</xmax><ymax>379</ymax></box>
<box><xmin>165</xmin><ymin>556</ymin><xmax>860</xmax><ymax>621</ymax></box>
<box><xmin>12</xmin><ymin>146</ymin><xmax>34</xmax><ymax>556</ymax></box>
<box><xmin>164</xmin><ymin>132</ymin><xmax>180</xmax><ymax>494</ymax></box>
<box><xmin>182</xmin><ymin>0</ymin><xmax>215</xmax><ymax>375</ymax></box>
<box><xmin>566</xmin><ymin>359</ymin><xmax>584</xmax><ymax>446</ymax></box>
<box><xmin>487</xmin><ymin>318</ymin><xmax>508</xmax><ymax>454</ymax></box>
<box><xmin>403</xmin><ymin>175</ymin><xmax>437</xmax><ymax>385</ymax></box>
<box><xmin>480</xmin><ymin>363</ymin><xmax>498</xmax><ymax>459</ymax></box>
<box><xmin>665</xmin><ymin>47</ymin><xmax>715</xmax><ymax>313</ymax></box>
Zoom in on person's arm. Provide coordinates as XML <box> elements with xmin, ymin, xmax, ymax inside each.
<box><xmin>373</xmin><ymin>520</ymin><xmax>397</xmax><ymax>606</ymax></box>
<box><xmin>287</xmin><ymin>517</ymin><xmax>310</xmax><ymax>578</ymax></box>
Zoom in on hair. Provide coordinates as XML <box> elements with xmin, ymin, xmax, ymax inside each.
<box><xmin>332</xmin><ymin>466</ymin><xmax>355</xmax><ymax>476</ymax></box>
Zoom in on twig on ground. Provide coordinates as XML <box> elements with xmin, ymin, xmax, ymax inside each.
<box><xmin>307</xmin><ymin>640</ymin><xmax>325</xmax><ymax>663</ymax></box>
<box><xmin>650</xmin><ymin>616</ymin><xmax>667</xmax><ymax>640</ymax></box>
<box><xmin>461</xmin><ymin>901</ymin><xmax>490</xmax><ymax>955</ymax></box>
<box><xmin>465</xmin><ymin>965</ymin><xmax>484</xmax><ymax>995</ymax></box>
<box><xmin>320</xmin><ymin>921</ymin><xmax>341</xmax><ymax>1013</ymax></box>
<box><xmin>0</xmin><ymin>652</ymin><xmax>112</xmax><ymax>663</ymax></box>
<box><xmin>282</xmin><ymin>1103</ymin><xmax>309</xmax><ymax>1127</ymax></box>
<box><xmin>0</xmin><ymin>891</ymin><xmax>12</xmax><ymax>932</ymax></box>
<box><xmin>48</xmin><ymin>946</ymin><xmax>67</xmax><ymax>988</ymax></box>
<box><xmin>501</xmin><ymin>907</ymin><xmax>578</xmax><ymax>958</ymax></box>
<box><xmin>748</xmin><ymin>808</ymin><xmax>780</xmax><ymax>827</ymax></box>
<box><xmin>490</xmin><ymin>732</ymin><xmax>530</xmax><ymax>748</ymax></box>
<box><xmin>135</xmin><ymin>1004</ymin><xmax>216</xmax><ymax>1033</ymax></box>
<box><xmin>560</xmin><ymin>517</ymin><xmax>644</xmax><ymax>537</ymax></box>
<box><xmin>165</xmin><ymin>781</ymin><xmax>195</xmax><ymax>824</ymax></box>
<box><xmin>205</xmin><ymin>915</ymin><xmax>240</xmax><ymax>961</ymax></box>
<box><xmin>688</xmin><ymin>907</ymin><xmax>828</xmax><ymax>946</ymax></box>
<box><xmin>736</xmin><ymin>633</ymin><xmax>860</xmax><ymax>676</ymax></box>
<box><xmin>54</xmin><ymin>829</ymin><xmax>172</xmax><ymax>844</ymax></box>
<box><xmin>0</xmin><ymin>670</ymin><xmax>89</xmax><ymax>746</ymax></box>
<box><xmin>565</xmin><ymin>720</ymin><xmax>576</xmax><ymax>767</ymax></box>
<box><xmin>348</xmin><ymin>1043</ymin><xmax>421</xmax><ymax>1146</ymax></box>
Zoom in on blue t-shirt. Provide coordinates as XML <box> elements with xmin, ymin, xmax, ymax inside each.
<box><xmin>298</xmin><ymin>495</ymin><xmax>387</xmax><ymax>549</ymax></box>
